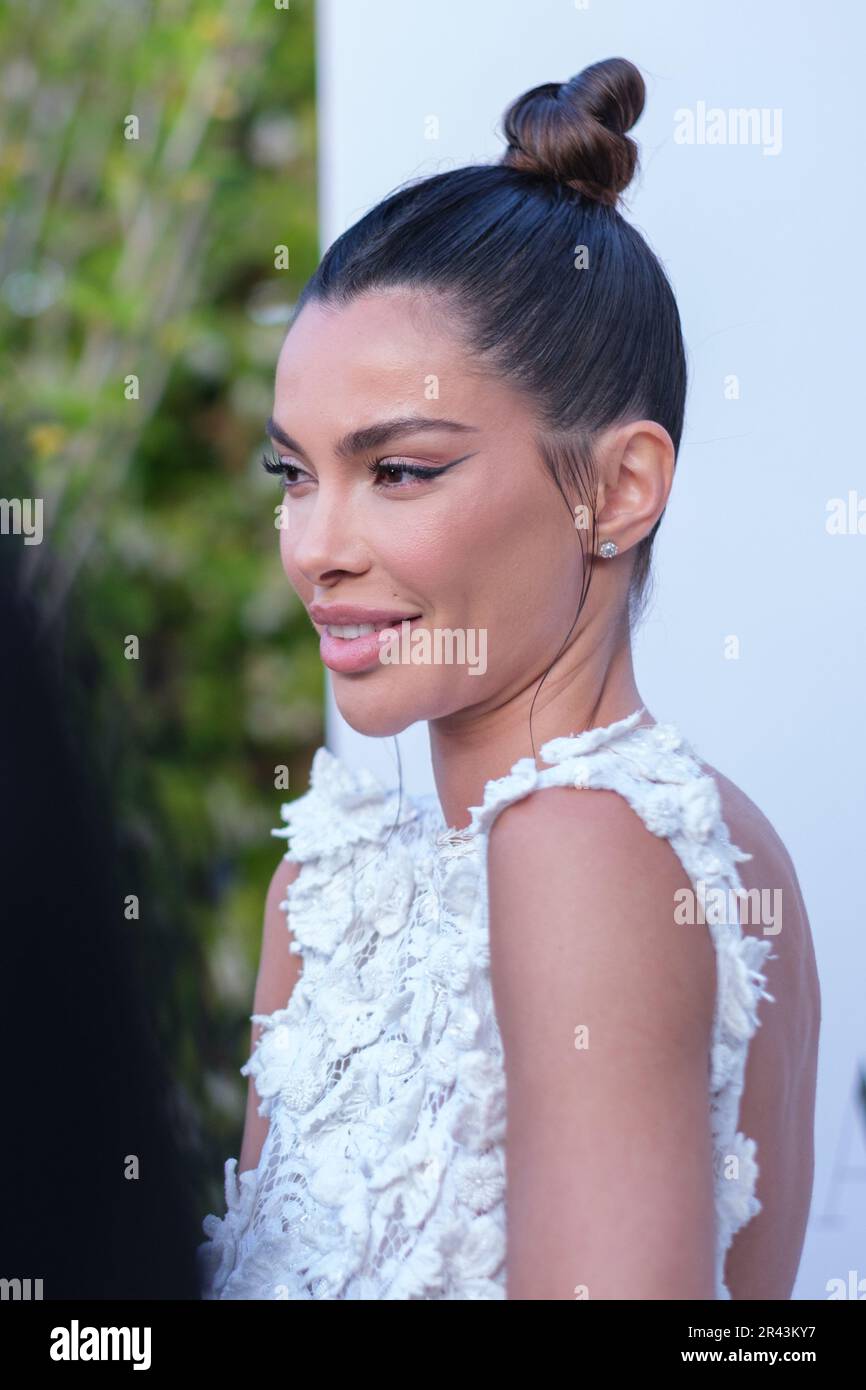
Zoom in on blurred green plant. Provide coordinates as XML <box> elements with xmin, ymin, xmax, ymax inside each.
<box><xmin>0</xmin><ymin>0</ymin><xmax>321</xmax><ymax>1227</ymax></box>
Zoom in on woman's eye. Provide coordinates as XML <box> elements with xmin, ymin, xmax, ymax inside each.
<box><xmin>260</xmin><ymin>449</ymin><xmax>308</xmax><ymax>490</ymax></box>
<box><xmin>370</xmin><ymin>458</ymin><xmax>442</xmax><ymax>488</ymax></box>
<box><xmin>261</xmin><ymin>447</ymin><xmax>448</xmax><ymax>493</ymax></box>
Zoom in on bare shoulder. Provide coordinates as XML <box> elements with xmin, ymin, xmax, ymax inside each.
<box><xmin>486</xmin><ymin>784</ymin><xmax>717</xmax><ymax>1040</ymax></box>
<box><xmin>694</xmin><ymin>754</ymin><xmax>818</xmax><ymax>989</ymax></box>
<box><xmin>485</xmin><ymin>784</ymin><xmax>720</xmax><ymax>1296</ymax></box>
<box><xmin>698</xmin><ymin>755</ymin><xmax>804</xmax><ymax>889</ymax></box>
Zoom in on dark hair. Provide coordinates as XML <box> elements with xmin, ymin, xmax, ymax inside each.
<box><xmin>292</xmin><ymin>57</ymin><xmax>687</xmax><ymax>810</ymax></box>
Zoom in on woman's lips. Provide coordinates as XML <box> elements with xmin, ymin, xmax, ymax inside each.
<box><xmin>319</xmin><ymin>617</ymin><xmax>423</xmax><ymax>674</ymax></box>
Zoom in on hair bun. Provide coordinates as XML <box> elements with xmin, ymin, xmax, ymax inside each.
<box><xmin>499</xmin><ymin>57</ymin><xmax>645</xmax><ymax>207</ymax></box>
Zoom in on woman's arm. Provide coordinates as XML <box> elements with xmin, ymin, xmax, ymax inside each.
<box><xmin>237</xmin><ymin>857</ymin><xmax>303</xmax><ymax>1174</ymax></box>
<box><xmin>487</xmin><ymin>784</ymin><xmax>718</xmax><ymax>1300</ymax></box>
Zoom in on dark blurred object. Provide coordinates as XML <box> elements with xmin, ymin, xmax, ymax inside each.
<box><xmin>0</xmin><ymin>538</ymin><xmax>202</xmax><ymax>1298</ymax></box>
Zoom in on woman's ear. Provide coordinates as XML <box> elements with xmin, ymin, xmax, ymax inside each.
<box><xmin>594</xmin><ymin>420</ymin><xmax>675</xmax><ymax>554</ymax></box>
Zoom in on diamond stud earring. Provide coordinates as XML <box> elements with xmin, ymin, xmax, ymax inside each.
<box><xmin>599</xmin><ymin>539</ymin><xmax>618</xmax><ymax>558</ymax></box>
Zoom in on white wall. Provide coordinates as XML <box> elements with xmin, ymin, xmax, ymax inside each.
<box><xmin>315</xmin><ymin>0</ymin><xmax>866</xmax><ymax>1298</ymax></box>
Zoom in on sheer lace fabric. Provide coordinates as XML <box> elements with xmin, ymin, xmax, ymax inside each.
<box><xmin>198</xmin><ymin>708</ymin><xmax>775</xmax><ymax>1300</ymax></box>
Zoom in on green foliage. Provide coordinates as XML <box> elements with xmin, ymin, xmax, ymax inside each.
<box><xmin>0</xmin><ymin>0</ymin><xmax>321</xmax><ymax>1226</ymax></box>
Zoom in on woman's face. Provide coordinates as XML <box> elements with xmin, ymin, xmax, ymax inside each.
<box><xmin>270</xmin><ymin>287</ymin><xmax>589</xmax><ymax>738</ymax></box>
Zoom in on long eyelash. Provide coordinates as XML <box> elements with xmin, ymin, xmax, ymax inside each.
<box><xmin>261</xmin><ymin>446</ymin><xmax>293</xmax><ymax>478</ymax></box>
<box><xmin>363</xmin><ymin>458</ymin><xmax>451</xmax><ymax>483</ymax></box>
<box><xmin>260</xmin><ymin>445</ymin><xmax>452</xmax><ymax>488</ymax></box>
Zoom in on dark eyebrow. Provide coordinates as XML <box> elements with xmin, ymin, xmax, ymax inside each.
<box><xmin>265</xmin><ymin>414</ymin><xmax>479</xmax><ymax>461</ymax></box>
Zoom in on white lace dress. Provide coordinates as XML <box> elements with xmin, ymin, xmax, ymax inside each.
<box><xmin>197</xmin><ymin>707</ymin><xmax>776</xmax><ymax>1300</ymax></box>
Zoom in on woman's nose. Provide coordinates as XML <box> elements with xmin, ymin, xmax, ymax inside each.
<box><xmin>285</xmin><ymin>485</ymin><xmax>369</xmax><ymax>582</ymax></box>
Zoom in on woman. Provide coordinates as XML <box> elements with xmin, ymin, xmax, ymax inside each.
<box><xmin>198</xmin><ymin>57</ymin><xmax>820</xmax><ymax>1300</ymax></box>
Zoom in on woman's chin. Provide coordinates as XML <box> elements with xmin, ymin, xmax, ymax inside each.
<box><xmin>330</xmin><ymin>674</ymin><xmax>429</xmax><ymax>739</ymax></box>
